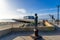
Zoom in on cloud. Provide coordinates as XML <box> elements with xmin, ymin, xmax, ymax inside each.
<box><xmin>16</xmin><ymin>8</ymin><xmax>30</xmax><ymax>19</ymax></box>
<box><xmin>17</xmin><ymin>9</ymin><xmax>26</xmax><ymax>13</ymax></box>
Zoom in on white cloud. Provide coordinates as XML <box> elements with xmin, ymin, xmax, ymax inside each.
<box><xmin>16</xmin><ymin>8</ymin><xmax>29</xmax><ymax>19</ymax></box>
<box><xmin>17</xmin><ymin>9</ymin><xmax>26</xmax><ymax>13</ymax></box>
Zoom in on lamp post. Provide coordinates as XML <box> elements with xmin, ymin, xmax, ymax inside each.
<box><xmin>49</xmin><ymin>14</ymin><xmax>55</xmax><ymax>23</ymax></box>
<box><xmin>57</xmin><ymin>5</ymin><xmax>60</xmax><ymax>25</ymax></box>
<box><xmin>34</xmin><ymin>13</ymin><xmax>42</xmax><ymax>40</ymax></box>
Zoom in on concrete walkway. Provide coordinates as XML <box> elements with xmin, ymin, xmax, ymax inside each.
<box><xmin>13</xmin><ymin>36</ymin><xmax>33</xmax><ymax>40</ymax></box>
<box><xmin>0</xmin><ymin>32</ymin><xmax>34</xmax><ymax>40</ymax></box>
<box><xmin>1</xmin><ymin>30</ymin><xmax>60</xmax><ymax>40</ymax></box>
<box><xmin>1</xmin><ymin>22</ymin><xmax>60</xmax><ymax>40</ymax></box>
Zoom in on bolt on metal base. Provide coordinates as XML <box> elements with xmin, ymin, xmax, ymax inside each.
<box><xmin>34</xmin><ymin>29</ymin><xmax>43</xmax><ymax>40</ymax></box>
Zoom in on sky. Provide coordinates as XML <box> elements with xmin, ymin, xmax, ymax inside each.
<box><xmin>0</xmin><ymin>0</ymin><xmax>60</xmax><ymax>19</ymax></box>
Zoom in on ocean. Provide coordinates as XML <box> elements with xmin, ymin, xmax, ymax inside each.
<box><xmin>0</xmin><ymin>19</ymin><xmax>15</xmax><ymax>22</ymax></box>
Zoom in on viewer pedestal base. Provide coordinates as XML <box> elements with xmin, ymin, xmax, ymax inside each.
<box><xmin>31</xmin><ymin>35</ymin><xmax>43</xmax><ymax>40</ymax></box>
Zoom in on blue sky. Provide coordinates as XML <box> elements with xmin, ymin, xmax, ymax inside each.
<box><xmin>0</xmin><ymin>0</ymin><xmax>60</xmax><ymax>19</ymax></box>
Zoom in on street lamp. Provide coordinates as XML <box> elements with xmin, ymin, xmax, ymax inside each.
<box><xmin>49</xmin><ymin>14</ymin><xmax>55</xmax><ymax>23</ymax></box>
<box><xmin>57</xmin><ymin>5</ymin><xmax>60</xmax><ymax>25</ymax></box>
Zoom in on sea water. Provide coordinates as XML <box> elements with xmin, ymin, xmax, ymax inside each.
<box><xmin>0</xmin><ymin>19</ymin><xmax>15</xmax><ymax>22</ymax></box>
<box><xmin>0</xmin><ymin>19</ymin><xmax>15</xmax><ymax>26</ymax></box>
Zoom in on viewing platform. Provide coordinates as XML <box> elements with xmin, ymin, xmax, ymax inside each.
<box><xmin>0</xmin><ymin>20</ymin><xmax>58</xmax><ymax>40</ymax></box>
